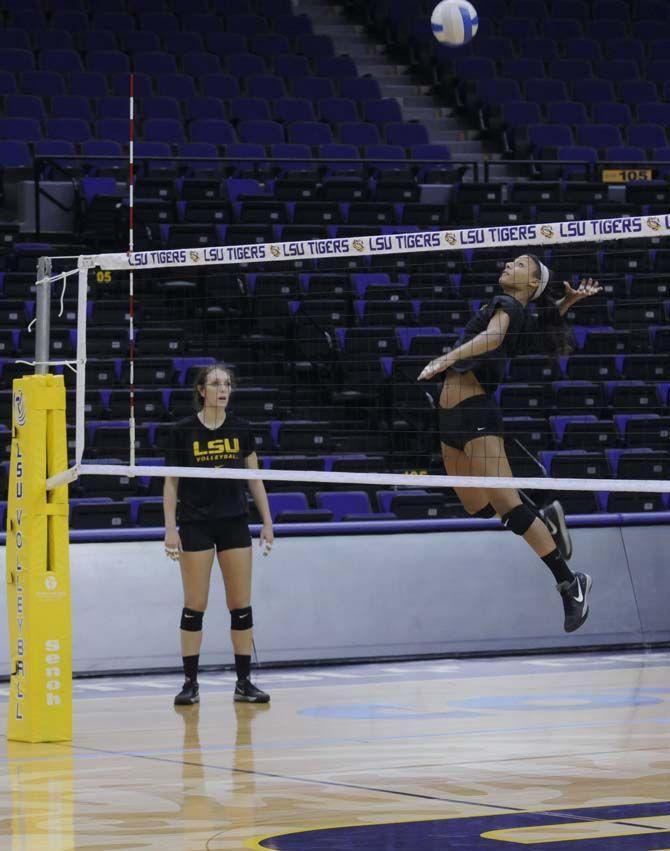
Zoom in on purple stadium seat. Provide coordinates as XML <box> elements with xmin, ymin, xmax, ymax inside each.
<box><xmin>87</xmin><ymin>51</ymin><xmax>130</xmax><ymax>75</ymax></box>
<box><xmin>557</xmin><ymin>145</ymin><xmax>598</xmax><ymax>176</ymax></box>
<box><xmin>649</xmin><ymin>39</ymin><xmax>670</xmax><ymax>60</ymax></box>
<box><xmin>0</xmin><ymin>141</ymin><xmax>31</xmax><ymax>167</ymax></box>
<box><xmin>82</xmin><ymin>139</ymin><xmax>124</xmax><ymax>171</ymax></box>
<box><xmin>628</xmin><ymin>125</ymin><xmax>668</xmax><ymax>149</ymax></box>
<box><xmin>183</xmin><ymin>52</ymin><xmax>222</xmax><ymax>77</ymax></box>
<box><xmin>177</xmin><ymin>142</ymin><xmax>219</xmax><ymax>172</ymax></box>
<box><xmin>238</xmin><ymin>119</ymin><xmax>284</xmax><ymax>144</ymax></box>
<box><xmin>40</xmin><ymin>49</ymin><xmax>83</xmax><ymax>74</ymax></box>
<box><xmin>119</xmin><ymin>32</ymin><xmax>161</xmax><ymax>53</ymax></box>
<box><xmin>184</xmin><ymin>97</ymin><xmax>226</xmax><ymax>120</ymax></box>
<box><xmin>163</xmin><ymin>33</ymin><xmax>205</xmax><ymax>55</ymax></box>
<box><xmin>228</xmin><ymin>14</ymin><xmax>269</xmax><ymax>35</ymax></box>
<box><xmin>188</xmin><ymin>13</ymin><xmax>223</xmax><ymax>33</ymax></box>
<box><xmin>592</xmin><ymin>102</ymin><xmax>632</xmax><ymax>125</ymax></box>
<box><xmin>603</xmin><ymin>39</ymin><xmax>645</xmax><ymax>62</ymax></box>
<box><xmin>501</xmin><ymin>58</ymin><xmax>546</xmax><ymax>79</ymax></box>
<box><xmin>524</xmin><ymin>37</ymin><xmax>560</xmax><ymax>61</ymax></box>
<box><xmin>319</xmin><ymin>98</ymin><xmax>359</xmax><ymax>125</ymax></box>
<box><xmin>270</xmin><ymin>143</ymin><xmax>313</xmax><ymax>172</ymax></box>
<box><xmin>0</xmin><ymin>29</ymin><xmax>30</xmax><ymax>51</ymax></box>
<box><xmin>5</xmin><ymin>94</ymin><xmax>46</xmax><ymax>121</ymax></box>
<box><xmin>134</xmin><ymin>141</ymin><xmax>173</xmax><ymax>171</ymax></box>
<box><xmin>70</xmin><ymin>72</ymin><xmax>108</xmax><ymax>99</ymax></box>
<box><xmin>511</xmin><ymin>0</ymin><xmax>552</xmax><ymax>14</ymax></box>
<box><xmin>290</xmin><ymin>77</ymin><xmax>335</xmax><ymax>100</ymax></box>
<box><xmin>593</xmin><ymin>0</ymin><xmax>629</xmax><ymax>18</ymax></box>
<box><xmin>541</xmin><ymin>18</ymin><xmax>583</xmax><ymax>38</ymax></box>
<box><xmin>143</xmin><ymin>97</ymin><xmax>182</xmax><ymax>121</ymax></box>
<box><xmin>572</xmin><ymin>79</ymin><xmax>615</xmax><ymax>105</ymax></box>
<box><xmin>273</xmin><ymin>54</ymin><xmax>311</xmax><ymax>79</ymax></box>
<box><xmin>274</xmin><ymin>13</ymin><xmax>313</xmax><ymax>35</ymax></box>
<box><xmin>606</xmin><ymin>146</ymin><xmax>646</xmax><ymax>162</ymax></box>
<box><xmin>50</xmin><ymin>11</ymin><xmax>87</xmax><ymax>30</ymax></box>
<box><xmin>502</xmin><ymin>101</ymin><xmax>542</xmax><ymax>126</ymax></box>
<box><xmin>227</xmin><ymin>53</ymin><xmax>267</xmax><ymax>78</ymax></box>
<box><xmin>189</xmin><ymin>119</ymin><xmax>237</xmax><ymax>145</ymax></box>
<box><xmin>46</xmin><ymin>118</ymin><xmax>92</xmax><ymax>143</ymax></box>
<box><xmin>633</xmin><ymin>20</ymin><xmax>670</xmax><ymax>39</ymax></box>
<box><xmin>472</xmin><ymin>35</ymin><xmax>514</xmax><ymax>60</ymax></box>
<box><xmin>157</xmin><ymin>75</ymin><xmax>197</xmax><ymax>100</ymax></box>
<box><xmin>0</xmin><ymin>118</ymin><xmax>42</xmax><ymax>143</ymax></box>
<box><xmin>319</xmin><ymin>143</ymin><xmax>360</xmax><ymax>172</ymax></box>
<box><xmin>576</xmin><ymin>124</ymin><xmax>622</xmax><ymax>148</ymax></box>
<box><xmin>339</xmin><ymin>77</ymin><xmax>382</xmax><ymax>101</ymax></box>
<box><xmin>455</xmin><ymin>56</ymin><xmax>496</xmax><ymax>80</ymax></box>
<box><xmin>499</xmin><ymin>16</ymin><xmax>538</xmax><ymax>38</ymax></box>
<box><xmin>22</xmin><ymin>71</ymin><xmax>68</xmax><ymax>98</ymax></box>
<box><xmin>365</xmin><ymin>144</ymin><xmax>406</xmax><ymax>169</ymax></box>
<box><xmin>35</xmin><ymin>140</ymin><xmax>76</xmax><ymax>170</ymax></box>
<box><xmin>143</xmin><ymin>118</ymin><xmax>186</xmax><ymax>145</ymax></box>
<box><xmin>525</xmin><ymin>78</ymin><xmax>568</xmax><ymax>102</ymax></box>
<box><xmin>201</xmin><ymin>74</ymin><xmax>240</xmax><ymax>99</ymax></box>
<box><xmin>315</xmin><ymin>56</ymin><xmax>358</xmax><ymax>78</ymax></box>
<box><xmin>251</xmin><ymin>34</ymin><xmax>291</xmax><ymax>55</ymax></box>
<box><xmin>287</xmin><ymin>121</ymin><xmax>332</xmax><ymax>146</ymax></box>
<box><xmin>340</xmin><ymin>122</ymin><xmax>380</xmax><ymax>146</ymax></box>
<box><xmin>274</xmin><ymin>98</ymin><xmax>315</xmax><ymax>123</ymax></box>
<box><xmin>205</xmin><ymin>33</ymin><xmax>248</xmax><ymax>54</ymax></box>
<box><xmin>134</xmin><ymin>52</ymin><xmax>178</xmax><ymax>76</ymax></box>
<box><xmin>295</xmin><ymin>33</ymin><xmax>334</xmax><ymax>58</ymax></box>
<box><xmin>0</xmin><ymin>72</ymin><xmax>17</xmax><ymax>96</ymax></box>
<box><xmin>139</xmin><ymin>12</ymin><xmax>179</xmax><ymax>32</ymax></box>
<box><xmin>554</xmin><ymin>0</ymin><xmax>589</xmax><ymax>16</ymax></box>
<box><xmin>315</xmin><ymin>491</ymin><xmax>383</xmax><ymax>521</ymax></box>
<box><xmin>548</xmin><ymin>58</ymin><xmax>593</xmax><ymax>81</ymax></box>
<box><xmin>564</xmin><ymin>37</ymin><xmax>602</xmax><ymax>60</ymax></box>
<box><xmin>472</xmin><ymin>80</ymin><xmax>512</xmax><ymax>109</ymax></box>
<box><xmin>247</xmin><ymin>75</ymin><xmax>287</xmax><ymax>100</ymax></box>
<box><xmin>92</xmin><ymin>12</ymin><xmax>136</xmax><ymax>31</ymax></box>
<box><xmin>95</xmin><ymin>118</ymin><xmax>130</xmax><ymax>144</ymax></box>
<box><xmin>596</xmin><ymin>59</ymin><xmax>640</xmax><ymax>81</ymax></box>
<box><xmin>637</xmin><ymin>103</ymin><xmax>670</xmax><ymax>126</ymax></box>
<box><xmin>588</xmin><ymin>19</ymin><xmax>627</xmax><ymax>40</ymax></box>
<box><xmin>637</xmin><ymin>0</ymin><xmax>668</xmax><ymax>15</ymax></box>
<box><xmin>363</xmin><ymin>99</ymin><xmax>403</xmax><ymax>125</ymax></box>
<box><xmin>619</xmin><ymin>80</ymin><xmax>658</xmax><ymax>103</ymax></box>
<box><xmin>0</xmin><ymin>50</ymin><xmax>35</xmax><ymax>73</ymax></box>
<box><xmin>529</xmin><ymin>124</ymin><xmax>573</xmax><ymax>149</ymax></box>
<box><xmin>52</xmin><ymin>95</ymin><xmax>93</xmax><ymax>121</ymax></box>
<box><xmin>546</xmin><ymin>101</ymin><xmax>588</xmax><ymax>125</ymax></box>
<box><xmin>256</xmin><ymin>0</ymin><xmax>293</xmax><ymax>14</ymax></box>
<box><xmin>230</xmin><ymin>97</ymin><xmax>272</xmax><ymax>122</ymax></box>
<box><xmin>384</xmin><ymin>122</ymin><xmax>430</xmax><ymax>147</ymax></box>
<box><xmin>97</xmin><ymin>97</ymin><xmax>129</xmax><ymax>119</ymax></box>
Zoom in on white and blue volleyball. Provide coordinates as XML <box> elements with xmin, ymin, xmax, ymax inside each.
<box><xmin>431</xmin><ymin>0</ymin><xmax>479</xmax><ymax>46</ymax></box>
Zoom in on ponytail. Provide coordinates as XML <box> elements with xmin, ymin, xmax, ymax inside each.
<box><xmin>527</xmin><ymin>255</ymin><xmax>573</xmax><ymax>359</ymax></box>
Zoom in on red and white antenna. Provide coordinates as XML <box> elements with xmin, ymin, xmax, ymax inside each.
<box><xmin>128</xmin><ymin>72</ymin><xmax>136</xmax><ymax>467</ymax></box>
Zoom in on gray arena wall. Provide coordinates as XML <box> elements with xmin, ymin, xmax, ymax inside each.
<box><xmin>1</xmin><ymin>517</ymin><xmax>668</xmax><ymax>675</ymax></box>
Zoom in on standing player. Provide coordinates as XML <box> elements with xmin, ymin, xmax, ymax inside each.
<box><xmin>163</xmin><ymin>364</ymin><xmax>274</xmax><ymax>705</ymax></box>
<box><xmin>419</xmin><ymin>254</ymin><xmax>601</xmax><ymax>632</ymax></box>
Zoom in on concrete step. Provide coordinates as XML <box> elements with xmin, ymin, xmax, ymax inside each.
<box><xmin>353</xmin><ymin>62</ymin><xmax>409</xmax><ymax>77</ymax></box>
<box><xmin>402</xmin><ymin>106</ymin><xmax>456</xmax><ymax>122</ymax></box>
<box><xmin>380</xmin><ymin>83</ymin><xmax>428</xmax><ymax>99</ymax></box>
<box><xmin>401</xmin><ymin>94</ymin><xmax>444</xmax><ymax>108</ymax></box>
<box><xmin>436</xmin><ymin>139</ymin><xmax>489</xmax><ymax>155</ymax></box>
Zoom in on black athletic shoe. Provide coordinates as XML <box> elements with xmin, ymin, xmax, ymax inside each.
<box><xmin>234</xmin><ymin>678</ymin><xmax>270</xmax><ymax>703</ymax></box>
<box><xmin>558</xmin><ymin>572</ymin><xmax>592</xmax><ymax>633</ymax></box>
<box><xmin>174</xmin><ymin>680</ymin><xmax>200</xmax><ymax>706</ymax></box>
<box><xmin>540</xmin><ymin>500</ymin><xmax>573</xmax><ymax>561</ymax></box>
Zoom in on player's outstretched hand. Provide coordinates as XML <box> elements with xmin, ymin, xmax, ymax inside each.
<box><xmin>563</xmin><ymin>277</ymin><xmax>602</xmax><ymax>303</ymax></box>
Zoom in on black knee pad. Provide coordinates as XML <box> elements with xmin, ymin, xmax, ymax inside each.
<box><xmin>230</xmin><ymin>606</ymin><xmax>253</xmax><ymax>630</ymax></box>
<box><xmin>472</xmin><ymin>504</ymin><xmax>496</xmax><ymax>518</ymax></box>
<box><xmin>501</xmin><ymin>504</ymin><xmax>536</xmax><ymax>535</ymax></box>
<box><xmin>180</xmin><ymin>607</ymin><xmax>204</xmax><ymax>632</ymax></box>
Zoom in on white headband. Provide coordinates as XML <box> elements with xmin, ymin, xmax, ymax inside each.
<box><xmin>533</xmin><ymin>260</ymin><xmax>550</xmax><ymax>300</ymax></box>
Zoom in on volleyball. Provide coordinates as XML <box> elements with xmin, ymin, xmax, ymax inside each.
<box><xmin>431</xmin><ymin>0</ymin><xmax>479</xmax><ymax>45</ymax></box>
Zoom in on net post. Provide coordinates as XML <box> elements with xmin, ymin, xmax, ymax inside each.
<box><xmin>75</xmin><ymin>263</ymin><xmax>88</xmax><ymax>466</ymax></box>
<box><xmin>6</xmin><ymin>374</ymin><xmax>72</xmax><ymax>742</ymax></box>
<box><xmin>34</xmin><ymin>256</ymin><xmax>52</xmax><ymax>376</ymax></box>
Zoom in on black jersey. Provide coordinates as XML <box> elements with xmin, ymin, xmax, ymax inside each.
<box><xmin>450</xmin><ymin>294</ymin><xmax>528</xmax><ymax>394</ymax></box>
<box><xmin>165</xmin><ymin>413</ymin><xmax>255</xmax><ymax>523</ymax></box>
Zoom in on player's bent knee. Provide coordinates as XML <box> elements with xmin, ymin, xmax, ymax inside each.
<box><xmin>501</xmin><ymin>504</ymin><xmax>536</xmax><ymax>535</ymax></box>
<box><xmin>230</xmin><ymin>606</ymin><xmax>253</xmax><ymax>630</ymax></box>
<box><xmin>471</xmin><ymin>504</ymin><xmax>496</xmax><ymax>518</ymax></box>
<box><xmin>180</xmin><ymin>607</ymin><xmax>204</xmax><ymax>631</ymax></box>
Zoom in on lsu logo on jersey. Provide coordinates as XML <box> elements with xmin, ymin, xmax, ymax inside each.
<box><xmin>192</xmin><ymin>437</ymin><xmax>240</xmax><ymax>461</ymax></box>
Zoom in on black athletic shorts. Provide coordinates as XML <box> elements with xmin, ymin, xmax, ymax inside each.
<box><xmin>179</xmin><ymin>515</ymin><xmax>252</xmax><ymax>553</ymax></box>
<box><xmin>438</xmin><ymin>394</ymin><xmax>504</xmax><ymax>451</ymax></box>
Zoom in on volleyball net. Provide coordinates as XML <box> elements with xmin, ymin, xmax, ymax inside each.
<box><xmin>35</xmin><ymin>212</ymin><xmax>670</xmax><ymax>505</ymax></box>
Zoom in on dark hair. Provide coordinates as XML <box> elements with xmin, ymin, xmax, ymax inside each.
<box><xmin>527</xmin><ymin>255</ymin><xmax>573</xmax><ymax>359</ymax></box>
<box><xmin>192</xmin><ymin>363</ymin><xmax>236</xmax><ymax>410</ymax></box>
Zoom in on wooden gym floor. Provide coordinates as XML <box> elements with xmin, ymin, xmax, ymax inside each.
<box><xmin>1</xmin><ymin>650</ymin><xmax>669</xmax><ymax>850</ymax></box>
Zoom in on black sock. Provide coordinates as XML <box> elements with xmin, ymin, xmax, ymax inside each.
<box><xmin>541</xmin><ymin>548</ymin><xmax>574</xmax><ymax>585</ymax></box>
<box><xmin>182</xmin><ymin>654</ymin><xmax>199</xmax><ymax>684</ymax></box>
<box><xmin>235</xmin><ymin>654</ymin><xmax>251</xmax><ymax>682</ymax></box>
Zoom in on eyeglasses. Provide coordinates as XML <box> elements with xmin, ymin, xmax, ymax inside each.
<box><xmin>204</xmin><ymin>381</ymin><xmax>231</xmax><ymax>388</ymax></box>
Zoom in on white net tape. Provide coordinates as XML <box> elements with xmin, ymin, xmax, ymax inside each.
<box><xmin>45</xmin><ymin>214</ymin><xmax>670</xmax><ymax>497</ymax></box>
